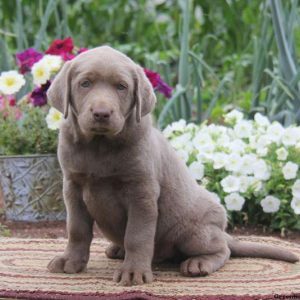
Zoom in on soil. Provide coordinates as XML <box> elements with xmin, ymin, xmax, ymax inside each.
<box><xmin>2</xmin><ymin>220</ymin><xmax>300</xmax><ymax>244</ymax></box>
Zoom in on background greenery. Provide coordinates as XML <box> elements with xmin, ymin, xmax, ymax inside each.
<box><xmin>2</xmin><ymin>0</ymin><xmax>300</xmax><ymax>128</ymax></box>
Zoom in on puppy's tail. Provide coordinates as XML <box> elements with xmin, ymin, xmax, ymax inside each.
<box><xmin>225</xmin><ymin>233</ymin><xmax>299</xmax><ymax>263</ymax></box>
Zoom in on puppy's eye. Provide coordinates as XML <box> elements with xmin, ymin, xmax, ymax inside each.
<box><xmin>80</xmin><ymin>80</ymin><xmax>91</xmax><ymax>88</ymax></box>
<box><xmin>116</xmin><ymin>83</ymin><xmax>127</xmax><ymax>91</ymax></box>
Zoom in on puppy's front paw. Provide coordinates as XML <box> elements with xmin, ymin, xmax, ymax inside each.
<box><xmin>113</xmin><ymin>265</ymin><xmax>153</xmax><ymax>286</ymax></box>
<box><xmin>47</xmin><ymin>255</ymin><xmax>87</xmax><ymax>274</ymax></box>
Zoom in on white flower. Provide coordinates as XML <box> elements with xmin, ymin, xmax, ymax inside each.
<box><xmin>170</xmin><ymin>119</ymin><xmax>186</xmax><ymax>132</ymax></box>
<box><xmin>266</xmin><ymin>122</ymin><xmax>284</xmax><ymax>143</ymax></box>
<box><xmin>260</xmin><ymin>196</ymin><xmax>280</xmax><ymax>213</ymax></box>
<box><xmin>238</xmin><ymin>176</ymin><xmax>252</xmax><ymax>193</ymax></box>
<box><xmin>224</xmin><ymin>153</ymin><xmax>242</xmax><ymax>172</ymax></box>
<box><xmin>193</xmin><ymin>132</ymin><xmax>213</xmax><ymax>149</ymax></box>
<box><xmin>189</xmin><ymin>161</ymin><xmax>204</xmax><ymax>180</ymax></box>
<box><xmin>234</xmin><ymin>120</ymin><xmax>253</xmax><ymax>138</ymax></box>
<box><xmin>170</xmin><ymin>133</ymin><xmax>192</xmax><ymax>150</ymax></box>
<box><xmin>292</xmin><ymin>179</ymin><xmax>300</xmax><ymax>198</ymax></box>
<box><xmin>176</xmin><ymin>149</ymin><xmax>189</xmax><ymax>163</ymax></box>
<box><xmin>39</xmin><ymin>55</ymin><xmax>63</xmax><ymax>72</ymax></box>
<box><xmin>221</xmin><ymin>175</ymin><xmax>240</xmax><ymax>193</ymax></box>
<box><xmin>276</xmin><ymin>147</ymin><xmax>288</xmax><ymax>161</ymax></box>
<box><xmin>224</xmin><ymin>193</ymin><xmax>245</xmax><ymax>211</ymax></box>
<box><xmin>224</xmin><ymin>109</ymin><xmax>244</xmax><ymax>124</ymax></box>
<box><xmin>254</xmin><ymin>113</ymin><xmax>270</xmax><ymax>127</ymax></box>
<box><xmin>253</xmin><ymin>159</ymin><xmax>271</xmax><ymax>180</ymax></box>
<box><xmin>209</xmin><ymin>192</ymin><xmax>221</xmax><ymax>204</ymax></box>
<box><xmin>291</xmin><ymin>197</ymin><xmax>300</xmax><ymax>214</ymax></box>
<box><xmin>163</xmin><ymin>125</ymin><xmax>173</xmax><ymax>138</ymax></box>
<box><xmin>212</xmin><ymin>152</ymin><xmax>227</xmax><ymax>169</ymax></box>
<box><xmin>281</xmin><ymin>127</ymin><xmax>298</xmax><ymax>146</ymax></box>
<box><xmin>282</xmin><ymin>161</ymin><xmax>298</xmax><ymax>180</ymax></box>
<box><xmin>32</xmin><ymin>60</ymin><xmax>51</xmax><ymax>85</ymax></box>
<box><xmin>239</xmin><ymin>154</ymin><xmax>257</xmax><ymax>175</ymax></box>
<box><xmin>0</xmin><ymin>70</ymin><xmax>25</xmax><ymax>95</ymax></box>
<box><xmin>228</xmin><ymin>139</ymin><xmax>246</xmax><ymax>154</ymax></box>
<box><xmin>46</xmin><ymin>107</ymin><xmax>63</xmax><ymax>130</ymax></box>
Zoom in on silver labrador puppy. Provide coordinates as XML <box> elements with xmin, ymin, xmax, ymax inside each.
<box><xmin>47</xmin><ymin>46</ymin><xmax>298</xmax><ymax>286</ymax></box>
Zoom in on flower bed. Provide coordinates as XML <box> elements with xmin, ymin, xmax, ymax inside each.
<box><xmin>164</xmin><ymin>110</ymin><xmax>300</xmax><ymax>230</ymax></box>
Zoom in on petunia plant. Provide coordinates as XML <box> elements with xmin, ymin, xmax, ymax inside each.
<box><xmin>0</xmin><ymin>37</ymin><xmax>172</xmax><ymax>155</ymax></box>
<box><xmin>164</xmin><ymin>110</ymin><xmax>300</xmax><ymax>231</ymax></box>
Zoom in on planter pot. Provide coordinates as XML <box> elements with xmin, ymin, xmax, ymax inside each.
<box><xmin>0</xmin><ymin>154</ymin><xmax>65</xmax><ymax>221</ymax></box>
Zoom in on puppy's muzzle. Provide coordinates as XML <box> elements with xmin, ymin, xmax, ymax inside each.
<box><xmin>92</xmin><ymin>108</ymin><xmax>114</xmax><ymax>123</ymax></box>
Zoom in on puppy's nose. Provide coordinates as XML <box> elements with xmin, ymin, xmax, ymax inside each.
<box><xmin>92</xmin><ymin>108</ymin><xmax>112</xmax><ymax>122</ymax></box>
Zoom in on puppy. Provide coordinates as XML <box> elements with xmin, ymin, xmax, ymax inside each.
<box><xmin>47</xmin><ymin>46</ymin><xmax>298</xmax><ymax>286</ymax></box>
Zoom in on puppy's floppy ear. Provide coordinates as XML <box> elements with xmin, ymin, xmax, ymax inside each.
<box><xmin>47</xmin><ymin>61</ymin><xmax>72</xmax><ymax>119</ymax></box>
<box><xmin>134</xmin><ymin>65</ymin><xmax>156</xmax><ymax>122</ymax></box>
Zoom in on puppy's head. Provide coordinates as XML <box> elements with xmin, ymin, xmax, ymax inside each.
<box><xmin>47</xmin><ymin>46</ymin><xmax>156</xmax><ymax>137</ymax></box>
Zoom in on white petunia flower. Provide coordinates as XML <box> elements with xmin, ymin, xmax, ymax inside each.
<box><xmin>188</xmin><ymin>161</ymin><xmax>205</xmax><ymax>180</ymax></box>
<box><xmin>253</xmin><ymin>159</ymin><xmax>271</xmax><ymax>180</ymax></box>
<box><xmin>162</xmin><ymin>124</ymin><xmax>173</xmax><ymax>138</ymax></box>
<box><xmin>224</xmin><ymin>193</ymin><xmax>245</xmax><ymax>211</ymax></box>
<box><xmin>254</xmin><ymin>113</ymin><xmax>270</xmax><ymax>127</ymax></box>
<box><xmin>221</xmin><ymin>175</ymin><xmax>240</xmax><ymax>193</ymax></box>
<box><xmin>193</xmin><ymin>132</ymin><xmax>213</xmax><ymax>149</ymax></box>
<box><xmin>176</xmin><ymin>149</ymin><xmax>190</xmax><ymax>163</ymax></box>
<box><xmin>239</xmin><ymin>154</ymin><xmax>257</xmax><ymax>175</ymax></box>
<box><xmin>281</xmin><ymin>127</ymin><xmax>298</xmax><ymax>146</ymax></box>
<box><xmin>224</xmin><ymin>109</ymin><xmax>244</xmax><ymax>124</ymax></box>
<box><xmin>212</xmin><ymin>152</ymin><xmax>227</xmax><ymax>169</ymax></box>
<box><xmin>291</xmin><ymin>197</ymin><xmax>300</xmax><ymax>214</ymax></box>
<box><xmin>228</xmin><ymin>139</ymin><xmax>246</xmax><ymax>154</ymax></box>
<box><xmin>0</xmin><ymin>70</ymin><xmax>25</xmax><ymax>95</ymax></box>
<box><xmin>224</xmin><ymin>153</ymin><xmax>242</xmax><ymax>172</ymax></box>
<box><xmin>260</xmin><ymin>196</ymin><xmax>280</xmax><ymax>213</ymax></box>
<box><xmin>170</xmin><ymin>133</ymin><xmax>192</xmax><ymax>150</ymax></box>
<box><xmin>39</xmin><ymin>55</ymin><xmax>63</xmax><ymax>72</ymax></box>
<box><xmin>249</xmin><ymin>177</ymin><xmax>263</xmax><ymax>193</ymax></box>
<box><xmin>266</xmin><ymin>122</ymin><xmax>284</xmax><ymax>143</ymax></box>
<box><xmin>46</xmin><ymin>107</ymin><xmax>63</xmax><ymax>130</ymax></box>
<box><xmin>32</xmin><ymin>60</ymin><xmax>51</xmax><ymax>85</ymax></box>
<box><xmin>276</xmin><ymin>147</ymin><xmax>288</xmax><ymax>161</ymax></box>
<box><xmin>238</xmin><ymin>176</ymin><xmax>252</xmax><ymax>193</ymax></box>
<box><xmin>282</xmin><ymin>161</ymin><xmax>298</xmax><ymax>180</ymax></box>
<box><xmin>234</xmin><ymin>120</ymin><xmax>253</xmax><ymax>138</ymax></box>
<box><xmin>292</xmin><ymin>179</ymin><xmax>300</xmax><ymax>198</ymax></box>
<box><xmin>170</xmin><ymin>119</ymin><xmax>186</xmax><ymax>132</ymax></box>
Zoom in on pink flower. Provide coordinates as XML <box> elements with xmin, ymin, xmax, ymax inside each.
<box><xmin>15</xmin><ymin>48</ymin><xmax>43</xmax><ymax>74</ymax></box>
<box><xmin>77</xmin><ymin>48</ymin><xmax>88</xmax><ymax>55</ymax></box>
<box><xmin>30</xmin><ymin>81</ymin><xmax>51</xmax><ymax>107</ymax></box>
<box><xmin>143</xmin><ymin>68</ymin><xmax>172</xmax><ymax>98</ymax></box>
<box><xmin>46</xmin><ymin>37</ymin><xmax>74</xmax><ymax>61</ymax></box>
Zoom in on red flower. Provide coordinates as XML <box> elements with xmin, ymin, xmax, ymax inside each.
<box><xmin>77</xmin><ymin>48</ymin><xmax>88</xmax><ymax>55</ymax></box>
<box><xmin>143</xmin><ymin>68</ymin><xmax>160</xmax><ymax>88</ymax></box>
<box><xmin>46</xmin><ymin>37</ymin><xmax>74</xmax><ymax>61</ymax></box>
<box><xmin>143</xmin><ymin>68</ymin><xmax>172</xmax><ymax>98</ymax></box>
<box><xmin>15</xmin><ymin>48</ymin><xmax>43</xmax><ymax>74</ymax></box>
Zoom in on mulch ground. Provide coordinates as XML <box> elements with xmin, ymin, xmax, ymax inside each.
<box><xmin>2</xmin><ymin>220</ymin><xmax>300</xmax><ymax>244</ymax></box>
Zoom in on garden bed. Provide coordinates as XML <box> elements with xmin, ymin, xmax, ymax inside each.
<box><xmin>2</xmin><ymin>220</ymin><xmax>300</xmax><ymax>244</ymax></box>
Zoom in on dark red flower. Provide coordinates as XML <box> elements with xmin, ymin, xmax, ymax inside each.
<box><xmin>77</xmin><ymin>48</ymin><xmax>88</xmax><ymax>55</ymax></box>
<box><xmin>15</xmin><ymin>48</ymin><xmax>43</xmax><ymax>74</ymax></box>
<box><xmin>143</xmin><ymin>68</ymin><xmax>160</xmax><ymax>88</ymax></box>
<box><xmin>30</xmin><ymin>81</ymin><xmax>51</xmax><ymax>107</ymax></box>
<box><xmin>143</xmin><ymin>68</ymin><xmax>172</xmax><ymax>98</ymax></box>
<box><xmin>46</xmin><ymin>37</ymin><xmax>74</xmax><ymax>61</ymax></box>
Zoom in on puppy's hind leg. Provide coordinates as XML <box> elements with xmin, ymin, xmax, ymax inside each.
<box><xmin>178</xmin><ymin>226</ymin><xmax>230</xmax><ymax>277</ymax></box>
<box><xmin>105</xmin><ymin>243</ymin><xmax>125</xmax><ymax>259</ymax></box>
